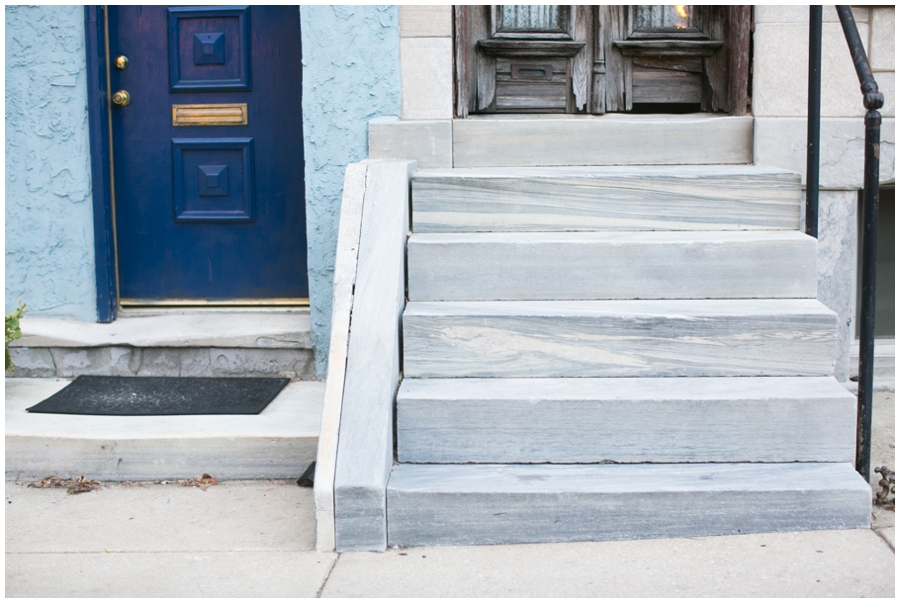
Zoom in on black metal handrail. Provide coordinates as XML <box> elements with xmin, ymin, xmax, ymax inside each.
<box><xmin>807</xmin><ymin>6</ymin><xmax>884</xmax><ymax>482</ymax></box>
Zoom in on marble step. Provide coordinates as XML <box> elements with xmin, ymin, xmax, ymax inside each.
<box><xmin>386</xmin><ymin>462</ymin><xmax>871</xmax><ymax>547</ymax></box>
<box><xmin>407</xmin><ymin>231</ymin><xmax>817</xmax><ymax>302</ymax></box>
<box><xmin>450</xmin><ymin>115</ymin><xmax>754</xmax><ymax>168</ymax></box>
<box><xmin>396</xmin><ymin>377</ymin><xmax>857</xmax><ymax>464</ymax></box>
<box><xmin>402</xmin><ymin>299</ymin><xmax>837</xmax><ymax>378</ymax></box>
<box><xmin>411</xmin><ymin>165</ymin><xmax>801</xmax><ymax>233</ymax></box>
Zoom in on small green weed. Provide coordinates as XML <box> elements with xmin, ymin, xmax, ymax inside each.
<box><xmin>5</xmin><ymin>302</ymin><xmax>26</xmax><ymax>373</ymax></box>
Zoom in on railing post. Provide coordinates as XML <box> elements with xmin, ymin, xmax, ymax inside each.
<box><xmin>856</xmin><ymin>107</ymin><xmax>881</xmax><ymax>482</ymax></box>
<box><xmin>835</xmin><ymin>5</ymin><xmax>884</xmax><ymax>482</ymax></box>
<box><xmin>805</xmin><ymin>6</ymin><xmax>822</xmax><ymax>238</ymax></box>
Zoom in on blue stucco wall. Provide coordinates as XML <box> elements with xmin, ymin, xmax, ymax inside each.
<box><xmin>300</xmin><ymin>6</ymin><xmax>401</xmax><ymax>375</ymax></box>
<box><xmin>5</xmin><ymin>5</ymin><xmax>97</xmax><ymax>321</ymax></box>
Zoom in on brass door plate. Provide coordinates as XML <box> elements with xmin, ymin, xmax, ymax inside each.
<box><xmin>172</xmin><ymin>103</ymin><xmax>248</xmax><ymax>126</ymax></box>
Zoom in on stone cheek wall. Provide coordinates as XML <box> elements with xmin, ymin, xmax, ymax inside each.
<box><xmin>753</xmin><ymin>5</ymin><xmax>895</xmax><ymax>381</ymax></box>
<box><xmin>299</xmin><ymin>6</ymin><xmax>401</xmax><ymax>376</ymax></box>
<box><xmin>5</xmin><ymin>6</ymin><xmax>97</xmax><ymax>321</ymax></box>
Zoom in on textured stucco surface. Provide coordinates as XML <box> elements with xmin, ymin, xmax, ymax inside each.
<box><xmin>5</xmin><ymin>5</ymin><xmax>97</xmax><ymax>321</ymax></box>
<box><xmin>300</xmin><ymin>6</ymin><xmax>401</xmax><ymax>375</ymax></box>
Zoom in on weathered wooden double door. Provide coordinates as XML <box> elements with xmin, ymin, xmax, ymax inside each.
<box><xmin>456</xmin><ymin>5</ymin><xmax>751</xmax><ymax>116</ymax></box>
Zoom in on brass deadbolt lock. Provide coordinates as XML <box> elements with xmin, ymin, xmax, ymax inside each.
<box><xmin>115</xmin><ymin>55</ymin><xmax>129</xmax><ymax>70</ymax></box>
<box><xmin>112</xmin><ymin>90</ymin><xmax>131</xmax><ymax>107</ymax></box>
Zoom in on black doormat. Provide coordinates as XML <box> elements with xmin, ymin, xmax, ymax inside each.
<box><xmin>26</xmin><ymin>376</ymin><xmax>290</xmax><ymax>416</ymax></box>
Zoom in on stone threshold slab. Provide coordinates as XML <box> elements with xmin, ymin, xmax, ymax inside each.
<box><xmin>13</xmin><ymin>310</ymin><xmax>312</xmax><ymax>349</ymax></box>
<box><xmin>452</xmin><ymin>115</ymin><xmax>753</xmax><ymax>167</ymax></box>
<box><xmin>5</xmin><ymin>378</ymin><xmax>324</xmax><ymax>481</ymax></box>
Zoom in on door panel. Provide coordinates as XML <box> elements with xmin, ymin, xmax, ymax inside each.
<box><xmin>109</xmin><ymin>6</ymin><xmax>307</xmax><ymax>302</ymax></box>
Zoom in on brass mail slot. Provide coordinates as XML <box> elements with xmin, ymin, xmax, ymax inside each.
<box><xmin>172</xmin><ymin>103</ymin><xmax>248</xmax><ymax>126</ymax></box>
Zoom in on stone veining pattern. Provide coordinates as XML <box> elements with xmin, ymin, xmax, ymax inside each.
<box><xmin>403</xmin><ymin>300</ymin><xmax>837</xmax><ymax>378</ymax></box>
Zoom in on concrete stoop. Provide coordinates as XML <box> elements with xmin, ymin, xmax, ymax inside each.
<box><xmin>5</xmin><ymin>378</ymin><xmax>323</xmax><ymax>481</ymax></box>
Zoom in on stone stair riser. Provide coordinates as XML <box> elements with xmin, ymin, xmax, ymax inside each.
<box><xmin>397</xmin><ymin>395</ymin><xmax>856</xmax><ymax>464</ymax></box>
<box><xmin>386</xmin><ymin>463</ymin><xmax>871</xmax><ymax>547</ymax></box>
<box><xmin>402</xmin><ymin>301</ymin><xmax>837</xmax><ymax>378</ymax></box>
<box><xmin>450</xmin><ymin>117</ymin><xmax>754</xmax><ymax>168</ymax></box>
<box><xmin>408</xmin><ymin>231</ymin><xmax>817</xmax><ymax>301</ymax></box>
<box><xmin>412</xmin><ymin>166</ymin><xmax>800</xmax><ymax>232</ymax></box>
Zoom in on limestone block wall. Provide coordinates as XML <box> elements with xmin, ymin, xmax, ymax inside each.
<box><xmin>753</xmin><ymin>6</ymin><xmax>895</xmax><ymax>186</ymax></box>
<box><xmin>399</xmin><ymin>6</ymin><xmax>453</xmax><ymax>120</ymax></box>
<box><xmin>753</xmin><ymin>5</ymin><xmax>895</xmax><ymax>381</ymax></box>
<box><xmin>5</xmin><ymin>6</ymin><xmax>97</xmax><ymax>321</ymax></box>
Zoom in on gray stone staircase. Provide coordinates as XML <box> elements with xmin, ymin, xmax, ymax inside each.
<box><xmin>386</xmin><ymin>165</ymin><xmax>872</xmax><ymax>547</ymax></box>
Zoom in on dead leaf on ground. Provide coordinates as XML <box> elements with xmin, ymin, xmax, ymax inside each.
<box><xmin>177</xmin><ymin>473</ymin><xmax>218</xmax><ymax>491</ymax></box>
<box><xmin>28</xmin><ymin>476</ymin><xmax>101</xmax><ymax>495</ymax></box>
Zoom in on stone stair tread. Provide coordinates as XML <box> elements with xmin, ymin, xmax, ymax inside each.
<box><xmin>396</xmin><ymin>377</ymin><xmax>857</xmax><ymax>464</ymax></box>
<box><xmin>403</xmin><ymin>299</ymin><xmax>837</xmax><ymax>379</ymax></box>
<box><xmin>386</xmin><ymin>462</ymin><xmax>872</xmax><ymax>546</ymax></box>
<box><xmin>404</xmin><ymin>298</ymin><xmax>835</xmax><ymax>317</ymax></box>
<box><xmin>407</xmin><ymin>230</ymin><xmax>817</xmax><ymax>301</ymax></box>
<box><xmin>410</xmin><ymin>230</ymin><xmax>811</xmax><ymax>243</ymax></box>
<box><xmin>398</xmin><ymin>375</ymin><xmax>850</xmax><ymax>402</ymax></box>
<box><xmin>414</xmin><ymin>164</ymin><xmax>800</xmax><ymax>179</ymax></box>
<box><xmin>412</xmin><ymin>165</ymin><xmax>801</xmax><ymax>233</ymax></box>
<box><xmin>5</xmin><ymin>378</ymin><xmax>324</xmax><ymax>481</ymax></box>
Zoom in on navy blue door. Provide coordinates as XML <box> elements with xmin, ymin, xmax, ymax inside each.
<box><xmin>109</xmin><ymin>6</ymin><xmax>307</xmax><ymax>302</ymax></box>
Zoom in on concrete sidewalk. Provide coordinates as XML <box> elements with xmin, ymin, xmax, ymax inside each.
<box><xmin>6</xmin><ymin>392</ymin><xmax>895</xmax><ymax>597</ymax></box>
<box><xmin>5</xmin><ymin>481</ymin><xmax>894</xmax><ymax>597</ymax></box>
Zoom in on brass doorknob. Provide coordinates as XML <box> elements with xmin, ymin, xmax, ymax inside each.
<box><xmin>115</xmin><ymin>55</ymin><xmax>129</xmax><ymax>70</ymax></box>
<box><xmin>112</xmin><ymin>90</ymin><xmax>131</xmax><ymax>107</ymax></box>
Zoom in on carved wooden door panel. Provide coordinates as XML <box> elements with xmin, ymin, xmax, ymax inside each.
<box><xmin>455</xmin><ymin>5</ymin><xmax>750</xmax><ymax>116</ymax></box>
<box><xmin>456</xmin><ymin>5</ymin><xmax>592</xmax><ymax>114</ymax></box>
<box><xmin>600</xmin><ymin>5</ymin><xmax>750</xmax><ymax>113</ymax></box>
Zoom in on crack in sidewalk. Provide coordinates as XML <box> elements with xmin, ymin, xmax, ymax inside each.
<box><xmin>316</xmin><ymin>553</ymin><xmax>340</xmax><ymax>598</ymax></box>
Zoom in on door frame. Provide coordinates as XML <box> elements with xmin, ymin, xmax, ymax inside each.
<box><xmin>84</xmin><ymin>6</ymin><xmax>118</xmax><ymax>323</ymax></box>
